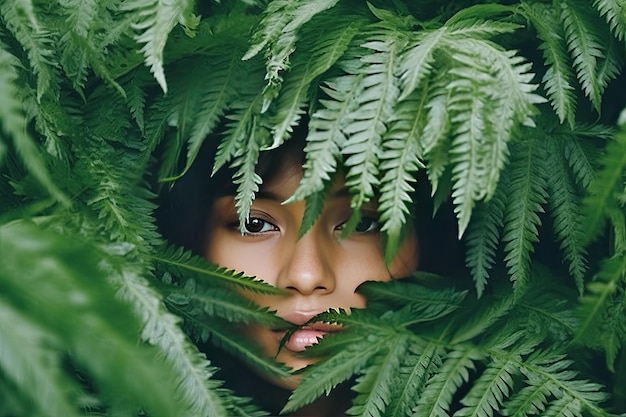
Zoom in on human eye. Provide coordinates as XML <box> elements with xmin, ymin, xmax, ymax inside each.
<box><xmin>242</xmin><ymin>217</ymin><xmax>278</xmax><ymax>235</ymax></box>
<box><xmin>335</xmin><ymin>215</ymin><xmax>380</xmax><ymax>234</ymax></box>
<box><xmin>354</xmin><ymin>216</ymin><xmax>380</xmax><ymax>233</ymax></box>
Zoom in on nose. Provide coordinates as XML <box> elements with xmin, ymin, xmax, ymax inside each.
<box><xmin>276</xmin><ymin>230</ymin><xmax>336</xmax><ymax>295</ymax></box>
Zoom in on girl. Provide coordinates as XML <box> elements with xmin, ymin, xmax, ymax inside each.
<box><xmin>158</xmin><ymin>122</ymin><xmax>460</xmax><ymax>415</ymax></box>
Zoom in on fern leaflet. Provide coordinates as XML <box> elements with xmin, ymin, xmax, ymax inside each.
<box><xmin>347</xmin><ymin>334</ymin><xmax>411</xmax><ymax>417</ymax></box>
<box><xmin>593</xmin><ymin>0</ymin><xmax>626</xmax><ymax>40</ymax></box>
<box><xmin>413</xmin><ymin>347</ymin><xmax>484</xmax><ymax>417</ymax></box>
<box><xmin>501</xmin><ymin>138</ymin><xmax>548</xmax><ymax>292</ymax></box>
<box><xmin>121</xmin><ymin>0</ymin><xmax>197</xmax><ymax>92</ymax></box>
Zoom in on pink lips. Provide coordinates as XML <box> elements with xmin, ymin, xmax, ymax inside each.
<box><xmin>273</xmin><ymin>312</ymin><xmax>342</xmax><ymax>352</ymax></box>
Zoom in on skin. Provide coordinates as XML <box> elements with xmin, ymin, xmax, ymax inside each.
<box><xmin>204</xmin><ymin>160</ymin><xmax>418</xmax><ymax>392</ymax></box>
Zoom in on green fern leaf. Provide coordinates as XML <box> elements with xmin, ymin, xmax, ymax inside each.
<box><xmin>583</xmin><ymin>112</ymin><xmax>626</xmax><ymax>243</ymax></box>
<box><xmin>244</xmin><ymin>0</ymin><xmax>340</xmax><ymax>110</ymax></box>
<box><xmin>379</xmin><ymin>88</ymin><xmax>426</xmax><ymax>262</ymax></box>
<box><xmin>284</xmin><ymin>329</ymin><xmax>393</xmax><ymax>413</ymax></box>
<box><xmin>212</xmin><ymin>78</ymin><xmax>266</xmax><ymax>175</ymax></box>
<box><xmin>165</xmin><ymin>281</ymin><xmax>286</xmax><ymax>328</ymax></box>
<box><xmin>290</xmin><ymin>73</ymin><xmax>363</xmax><ymax>202</ymax></box>
<box><xmin>110</xmin><ymin>265</ymin><xmax>229</xmax><ymax>417</ymax></box>
<box><xmin>348</xmin><ymin>334</ymin><xmax>411</xmax><ymax>417</ymax></box>
<box><xmin>575</xmin><ymin>252</ymin><xmax>626</xmax><ymax>370</ymax></box>
<box><xmin>0</xmin><ymin>45</ymin><xmax>66</xmax><ymax>206</ymax></box>
<box><xmin>521</xmin><ymin>2</ymin><xmax>577</xmax><ymax>126</ymax></box>
<box><xmin>387</xmin><ymin>342</ymin><xmax>441</xmax><ymax>417</ymax></box>
<box><xmin>501</xmin><ymin>138</ymin><xmax>548</xmax><ymax>292</ymax></box>
<box><xmin>445</xmin><ymin>37</ymin><xmax>543</xmax><ymax>236</ymax></box>
<box><xmin>593</xmin><ymin>0</ymin><xmax>626</xmax><ymax>40</ymax></box>
<box><xmin>121</xmin><ymin>0</ymin><xmax>197</xmax><ymax>93</ymax></box>
<box><xmin>169</xmin><ymin>305</ymin><xmax>292</xmax><ymax>382</ymax></box>
<box><xmin>560</xmin><ymin>0</ymin><xmax>609</xmax><ymax>111</ymax></box>
<box><xmin>413</xmin><ymin>347</ymin><xmax>485</xmax><ymax>417</ymax></box>
<box><xmin>545</xmin><ymin>136</ymin><xmax>588</xmax><ymax>293</ymax></box>
<box><xmin>154</xmin><ymin>245</ymin><xmax>283</xmax><ymax>295</ymax></box>
<box><xmin>502</xmin><ymin>380</ymin><xmax>552</xmax><ymax>417</ymax></box>
<box><xmin>175</xmin><ymin>51</ymin><xmax>244</xmax><ymax>179</ymax></box>
<box><xmin>358</xmin><ymin>278</ymin><xmax>466</xmax><ymax>321</ymax></box>
<box><xmin>268</xmin><ymin>16</ymin><xmax>363</xmax><ymax>149</ymax></box>
<box><xmin>455</xmin><ymin>358</ymin><xmax>517</xmax><ymax>417</ymax></box>
<box><xmin>464</xmin><ymin>184</ymin><xmax>506</xmax><ymax>297</ymax></box>
<box><xmin>298</xmin><ymin>181</ymin><xmax>332</xmax><ymax>239</ymax></box>
<box><xmin>421</xmin><ymin>83</ymin><xmax>453</xmax><ymax>196</ymax></box>
<box><xmin>0</xmin><ymin>301</ymin><xmax>81</xmax><ymax>417</ymax></box>
<box><xmin>342</xmin><ymin>32</ymin><xmax>403</xmax><ymax>212</ymax></box>
<box><xmin>563</xmin><ymin>133</ymin><xmax>600</xmax><ymax>190</ymax></box>
<box><xmin>398</xmin><ymin>27</ymin><xmax>448</xmax><ymax>100</ymax></box>
<box><xmin>445</xmin><ymin>62</ymin><xmax>494</xmax><ymax>238</ymax></box>
<box><xmin>520</xmin><ymin>353</ymin><xmax>609</xmax><ymax>416</ymax></box>
<box><xmin>0</xmin><ymin>0</ymin><xmax>59</xmax><ymax>101</ymax></box>
<box><xmin>232</xmin><ymin>125</ymin><xmax>269</xmax><ymax>229</ymax></box>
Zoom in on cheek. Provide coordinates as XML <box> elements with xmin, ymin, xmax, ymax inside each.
<box><xmin>205</xmin><ymin>233</ymin><xmax>281</xmax><ymax>286</ymax></box>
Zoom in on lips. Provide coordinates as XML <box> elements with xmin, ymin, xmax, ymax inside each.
<box><xmin>272</xmin><ymin>312</ymin><xmax>342</xmax><ymax>353</ymax></box>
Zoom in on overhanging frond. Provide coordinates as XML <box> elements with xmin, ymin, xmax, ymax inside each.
<box><xmin>501</xmin><ymin>137</ymin><xmax>548</xmax><ymax>292</ymax></box>
<box><xmin>121</xmin><ymin>0</ymin><xmax>198</xmax><ymax>92</ymax></box>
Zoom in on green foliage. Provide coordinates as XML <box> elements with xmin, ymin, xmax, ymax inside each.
<box><xmin>1</xmin><ymin>0</ymin><xmax>625</xmax><ymax>416</ymax></box>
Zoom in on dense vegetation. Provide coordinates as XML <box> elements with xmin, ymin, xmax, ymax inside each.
<box><xmin>1</xmin><ymin>0</ymin><xmax>625</xmax><ymax>416</ymax></box>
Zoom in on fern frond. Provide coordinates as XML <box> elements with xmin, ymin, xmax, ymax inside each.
<box><xmin>387</xmin><ymin>342</ymin><xmax>441</xmax><ymax>417</ymax></box>
<box><xmin>575</xmin><ymin>252</ymin><xmax>626</xmax><ymax>369</ymax></box>
<box><xmin>212</xmin><ymin>73</ymin><xmax>266</xmax><ymax>174</ymax></box>
<box><xmin>502</xmin><ymin>380</ymin><xmax>552</xmax><ymax>417</ymax></box>
<box><xmin>109</xmin><ymin>265</ymin><xmax>229</xmax><ymax>416</ymax></box>
<box><xmin>421</xmin><ymin>83</ymin><xmax>453</xmax><ymax>197</ymax></box>
<box><xmin>445</xmin><ymin>38</ymin><xmax>543</xmax><ymax>236</ymax></box>
<box><xmin>168</xmin><ymin>303</ymin><xmax>292</xmax><ymax>382</ymax></box>
<box><xmin>378</xmin><ymin>88</ymin><xmax>426</xmax><ymax>262</ymax></box>
<box><xmin>519</xmin><ymin>353</ymin><xmax>609</xmax><ymax>416</ymax></box>
<box><xmin>290</xmin><ymin>73</ymin><xmax>362</xmax><ymax>202</ymax></box>
<box><xmin>166</xmin><ymin>281</ymin><xmax>286</xmax><ymax>328</ymax></box>
<box><xmin>121</xmin><ymin>0</ymin><xmax>197</xmax><ymax>92</ymax></box>
<box><xmin>563</xmin><ymin>133</ymin><xmax>600</xmax><ymax>189</ymax></box>
<box><xmin>398</xmin><ymin>27</ymin><xmax>447</xmax><ymax>100</ymax></box>
<box><xmin>268</xmin><ymin>15</ymin><xmax>363</xmax><ymax>149</ymax></box>
<box><xmin>298</xmin><ymin>180</ymin><xmax>332</xmax><ymax>238</ymax></box>
<box><xmin>347</xmin><ymin>334</ymin><xmax>411</xmax><ymax>417</ymax></box>
<box><xmin>545</xmin><ymin>136</ymin><xmax>588</xmax><ymax>293</ymax></box>
<box><xmin>413</xmin><ymin>347</ymin><xmax>484</xmax><ymax>417</ymax></box>
<box><xmin>0</xmin><ymin>300</ymin><xmax>81</xmax><ymax>417</ymax></box>
<box><xmin>583</xmin><ymin>117</ymin><xmax>626</xmax><ymax>243</ymax></box>
<box><xmin>342</xmin><ymin>32</ymin><xmax>403</xmax><ymax>212</ymax></box>
<box><xmin>560</xmin><ymin>0</ymin><xmax>609</xmax><ymax>111</ymax></box>
<box><xmin>358</xmin><ymin>278</ymin><xmax>466</xmax><ymax>320</ymax></box>
<box><xmin>153</xmin><ymin>245</ymin><xmax>283</xmax><ymax>295</ymax></box>
<box><xmin>455</xmin><ymin>357</ymin><xmax>517</xmax><ymax>417</ymax></box>
<box><xmin>0</xmin><ymin>0</ymin><xmax>59</xmax><ymax>101</ymax></box>
<box><xmin>244</xmin><ymin>0</ymin><xmax>340</xmax><ymax>108</ymax></box>
<box><xmin>284</xmin><ymin>329</ymin><xmax>393</xmax><ymax>413</ymax></box>
<box><xmin>593</xmin><ymin>0</ymin><xmax>626</xmax><ymax>40</ymax></box>
<box><xmin>170</xmin><ymin>51</ymin><xmax>244</xmax><ymax>179</ymax></box>
<box><xmin>0</xmin><ymin>45</ymin><xmax>68</xmax><ymax>206</ymax></box>
<box><xmin>464</xmin><ymin>182</ymin><xmax>506</xmax><ymax>297</ymax></box>
<box><xmin>232</xmin><ymin>124</ymin><xmax>268</xmax><ymax>229</ymax></box>
<box><xmin>501</xmin><ymin>138</ymin><xmax>548</xmax><ymax>292</ymax></box>
<box><xmin>521</xmin><ymin>2</ymin><xmax>576</xmax><ymax>126</ymax></box>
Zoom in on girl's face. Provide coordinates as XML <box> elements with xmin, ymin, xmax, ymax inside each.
<box><xmin>204</xmin><ymin>159</ymin><xmax>418</xmax><ymax>389</ymax></box>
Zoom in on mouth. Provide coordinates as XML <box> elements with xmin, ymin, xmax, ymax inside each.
<box><xmin>271</xmin><ymin>314</ymin><xmax>343</xmax><ymax>353</ymax></box>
